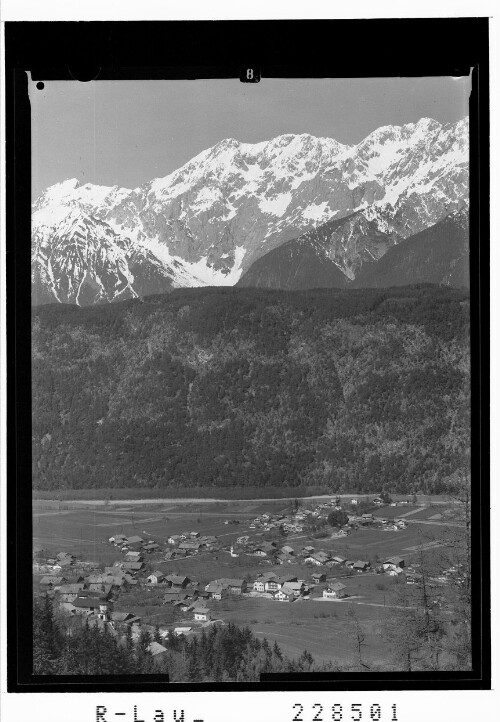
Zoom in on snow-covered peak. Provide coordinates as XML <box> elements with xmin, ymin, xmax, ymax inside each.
<box><xmin>32</xmin><ymin>116</ymin><xmax>469</xmax><ymax>305</ymax></box>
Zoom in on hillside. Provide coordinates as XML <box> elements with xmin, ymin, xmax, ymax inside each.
<box><xmin>236</xmin><ymin>234</ymin><xmax>349</xmax><ymax>291</ymax></box>
<box><xmin>353</xmin><ymin>208</ymin><xmax>469</xmax><ymax>289</ymax></box>
<box><xmin>237</xmin><ymin>211</ymin><xmax>400</xmax><ymax>290</ymax></box>
<box><xmin>32</xmin><ymin>286</ymin><xmax>470</xmax><ymax>495</ymax></box>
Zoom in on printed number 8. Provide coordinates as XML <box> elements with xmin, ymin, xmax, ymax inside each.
<box><xmin>247</xmin><ymin>68</ymin><xmax>254</xmax><ymax>80</ymax></box>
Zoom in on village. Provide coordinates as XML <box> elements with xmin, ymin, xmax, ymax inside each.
<box><xmin>33</xmin><ymin>495</ymin><xmax>459</xmax><ymax>665</ymax></box>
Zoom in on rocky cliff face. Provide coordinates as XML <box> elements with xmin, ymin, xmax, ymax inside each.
<box><xmin>32</xmin><ymin>117</ymin><xmax>469</xmax><ymax>304</ymax></box>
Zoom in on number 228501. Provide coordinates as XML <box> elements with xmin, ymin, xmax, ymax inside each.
<box><xmin>292</xmin><ymin>703</ymin><xmax>398</xmax><ymax>721</ymax></box>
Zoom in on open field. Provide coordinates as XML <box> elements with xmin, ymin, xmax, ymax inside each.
<box><xmin>205</xmin><ymin>595</ymin><xmax>393</xmax><ymax>666</ymax></box>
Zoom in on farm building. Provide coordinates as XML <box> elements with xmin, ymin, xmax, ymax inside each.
<box><xmin>143</xmin><ymin>542</ymin><xmax>161</xmax><ymax>553</ymax></box>
<box><xmin>166</xmin><ymin>574</ymin><xmax>190</xmax><ymax>588</ymax></box>
<box><xmin>57</xmin><ymin>583</ymin><xmax>85</xmax><ymax>602</ymax></box>
<box><xmin>210</xmin><ymin>578</ymin><xmax>246</xmax><ymax>595</ymax></box>
<box><xmin>122</xmin><ymin>562</ymin><xmax>144</xmax><ymax>572</ymax></box>
<box><xmin>71</xmin><ymin>597</ymin><xmax>110</xmax><ymax>616</ymax></box>
<box><xmin>353</xmin><ymin>561</ymin><xmax>370</xmax><ymax>572</ymax></box>
<box><xmin>179</xmin><ymin>541</ymin><xmax>202</xmax><ymax>551</ymax></box>
<box><xmin>205</xmin><ymin>582</ymin><xmax>226</xmax><ymax>600</ymax></box>
<box><xmin>383</xmin><ymin>556</ymin><xmax>405</xmax><ymax>570</ymax></box>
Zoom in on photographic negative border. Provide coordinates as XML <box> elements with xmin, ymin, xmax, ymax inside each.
<box><xmin>5</xmin><ymin>18</ymin><xmax>490</xmax><ymax>692</ymax></box>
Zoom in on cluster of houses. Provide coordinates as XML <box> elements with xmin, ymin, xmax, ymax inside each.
<box><xmin>248</xmin><ymin>498</ymin><xmax>346</xmax><ymax>535</ymax></box>
<box><xmin>34</xmin><ymin>493</ymin><xmax>421</xmax><ymax>660</ymax></box>
<box><xmin>346</xmin><ymin>512</ymin><xmax>408</xmax><ymax>531</ymax></box>
<box><xmin>107</xmin><ymin>530</ymin><xmax>220</xmax><ymax>561</ymax></box>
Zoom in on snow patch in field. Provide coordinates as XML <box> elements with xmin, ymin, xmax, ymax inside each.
<box><xmin>259</xmin><ymin>192</ymin><xmax>292</xmax><ymax>217</ymax></box>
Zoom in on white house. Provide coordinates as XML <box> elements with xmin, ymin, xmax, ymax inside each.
<box><xmin>147</xmin><ymin>571</ymin><xmax>165</xmax><ymax>585</ymax></box>
<box><xmin>194</xmin><ymin>607</ymin><xmax>211</xmax><ymax>622</ymax></box>
<box><xmin>264</xmin><ymin>578</ymin><xmax>283</xmax><ymax>592</ymax></box>
<box><xmin>274</xmin><ymin>587</ymin><xmax>295</xmax><ymax>602</ymax></box>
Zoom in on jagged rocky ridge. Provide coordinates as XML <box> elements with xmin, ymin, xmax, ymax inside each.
<box><xmin>32</xmin><ymin>117</ymin><xmax>469</xmax><ymax>304</ymax></box>
<box><xmin>238</xmin><ymin>207</ymin><xmax>469</xmax><ymax>291</ymax></box>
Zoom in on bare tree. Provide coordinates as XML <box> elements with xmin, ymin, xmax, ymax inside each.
<box><xmin>346</xmin><ymin>606</ymin><xmax>369</xmax><ymax>670</ymax></box>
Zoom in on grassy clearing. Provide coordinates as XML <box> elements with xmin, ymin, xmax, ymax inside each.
<box><xmin>215</xmin><ymin>596</ymin><xmax>392</xmax><ymax>665</ymax></box>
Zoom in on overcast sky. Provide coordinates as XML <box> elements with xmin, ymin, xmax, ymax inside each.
<box><xmin>30</xmin><ymin>76</ymin><xmax>471</xmax><ymax>200</ymax></box>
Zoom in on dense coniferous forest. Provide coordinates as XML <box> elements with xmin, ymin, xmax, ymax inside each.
<box><xmin>32</xmin><ymin>285</ymin><xmax>470</xmax><ymax>495</ymax></box>
<box><xmin>33</xmin><ymin>595</ymin><xmax>339</xmax><ymax>679</ymax></box>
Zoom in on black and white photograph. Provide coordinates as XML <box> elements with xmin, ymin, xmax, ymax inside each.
<box><xmin>3</xmin><ymin>14</ymin><xmax>492</xmax><ymax>716</ymax></box>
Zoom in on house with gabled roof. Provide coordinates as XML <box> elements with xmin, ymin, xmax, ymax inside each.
<box><xmin>58</xmin><ymin>583</ymin><xmax>85</xmax><ymax>603</ymax></box>
<box><xmin>147</xmin><ymin>571</ymin><xmax>165</xmax><ymax>585</ymax></box>
<box><xmin>193</xmin><ymin>607</ymin><xmax>210</xmax><ymax>621</ymax></box>
<box><xmin>178</xmin><ymin>541</ymin><xmax>202</xmax><ymax>553</ymax></box>
<box><xmin>148</xmin><ymin>641</ymin><xmax>169</xmax><ymax>664</ymax></box>
<box><xmin>71</xmin><ymin>596</ymin><xmax>110</xmax><ymax>616</ymax></box>
<box><xmin>40</xmin><ymin>575</ymin><xmax>65</xmax><ymax>589</ymax></box>
<box><xmin>283</xmin><ymin>582</ymin><xmax>304</xmax><ymax>597</ymax></box>
<box><xmin>264</xmin><ymin>577</ymin><xmax>285</xmax><ymax>592</ymax></box>
<box><xmin>205</xmin><ymin>582</ymin><xmax>225</xmax><ymax>600</ymax></box>
<box><xmin>311</xmin><ymin>572</ymin><xmax>327</xmax><ymax>584</ymax></box>
<box><xmin>209</xmin><ymin>578</ymin><xmax>246</xmax><ymax>595</ymax></box>
<box><xmin>274</xmin><ymin>586</ymin><xmax>295</xmax><ymax>602</ymax></box>
<box><xmin>323</xmin><ymin>582</ymin><xmax>347</xmax><ymax>599</ymax></box>
<box><xmin>109</xmin><ymin>611</ymin><xmax>137</xmax><ymax>626</ymax></box>
<box><xmin>383</xmin><ymin>556</ymin><xmax>405</xmax><ymax>570</ymax></box>
<box><xmin>122</xmin><ymin>561</ymin><xmax>144</xmax><ymax>572</ymax></box>
<box><xmin>353</xmin><ymin>560</ymin><xmax>370</xmax><ymax>572</ymax></box>
<box><xmin>166</xmin><ymin>574</ymin><xmax>189</xmax><ymax>588</ymax></box>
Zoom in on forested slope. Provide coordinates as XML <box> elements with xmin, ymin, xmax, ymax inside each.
<box><xmin>32</xmin><ymin>286</ymin><xmax>470</xmax><ymax>494</ymax></box>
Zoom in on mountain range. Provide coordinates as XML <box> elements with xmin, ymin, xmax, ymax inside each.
<box><xmin>32</xmin><ymin>117</ymin><xmax>469</xmax><ymax>304</ymax></box>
